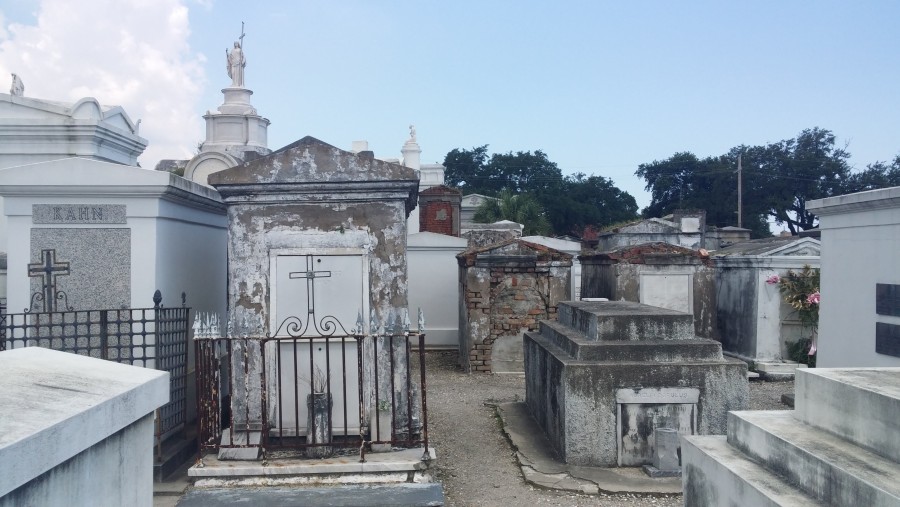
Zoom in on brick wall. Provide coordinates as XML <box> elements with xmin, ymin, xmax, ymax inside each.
<box><xmin>420</xmin><ymin>201</ymin><xmax>455</xmax><ymax>236</ymax></box>
<box><xmin>458</xmin><ymin>240</ymin><xmax>572</xmax><ymax>373</ymax></box>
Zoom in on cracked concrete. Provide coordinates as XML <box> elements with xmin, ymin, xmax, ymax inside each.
<box><xmin>496</xmin><ymin>402</ymin><xmax>682</xmax><ymax>495</ymax></box>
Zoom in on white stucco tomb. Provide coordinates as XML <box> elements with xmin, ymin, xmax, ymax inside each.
<box><xmin>808</xmin><ymin>186</ymin><xmax>900</xmax><ymax>367</ymax></box>
<box><xmin>0</xmin><ymin>158</ymin><xmax>226</xmax><ymax>318</ymax></box>
<box><xmin>714</xmin><ymin>236</ymin><xmax>820</xmax><ymax>374</ymax></box>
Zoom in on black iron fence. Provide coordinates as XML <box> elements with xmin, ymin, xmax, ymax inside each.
<box><xmin>0</xmin><ymin>292</ymin><xmax>190</xmax><ymax>456</ymax></box>
<box><xmin>195</xmin><ymin>329</ymin><xmax>429</xmax><ymax>463</ymax></box>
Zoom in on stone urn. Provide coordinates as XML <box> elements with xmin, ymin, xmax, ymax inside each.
<box><xmin>305</xmin><ymin>392</ymin><xmax>333</xmax><ymax>458</ymax></box>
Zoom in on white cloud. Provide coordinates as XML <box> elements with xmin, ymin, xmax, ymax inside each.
<box><xmin>0</xmin><ymin>0</ymin><xmax>206</xmax><ymax>167</ymax></box>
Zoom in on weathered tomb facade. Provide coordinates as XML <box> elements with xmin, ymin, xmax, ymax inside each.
<box><xmin>457</xmin><ymin>239</ymin><xmax>571</xmax><ymax>373</ymax></box>
<box><xmin>208</xmin><ymin>136</ymin><xmax>419</xmax><ymax>446</ymax></box>
<box><xmin>525</xmin><ymin>300</ymin><xmax>747</xmax><ymax>467</ymax></box>
<box><xmin>714</xmin><ymin>236</ymin><xmax>821</xmax><ymax>367</ymax></box>
<box><xmin>580</xmin><ymin>242</ymin><xmax>717</xmax><ymax>338</ymax></box>
<box><xmin>595</xmin><ymin>210</ymin><xmax>706</xmax><ymax>251</ymax></box>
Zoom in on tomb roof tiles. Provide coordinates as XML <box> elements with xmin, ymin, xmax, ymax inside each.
<box><xmin>713</xmin><ymin>236</ymin><xmax>820</xmax><ymax>257</ymax></box>
<box><xmin>456</xmin><ymin>238</ymin><xmax>573</xmax><ymax>266</ymax></box>
<box><xmin>581</xmin><ymin>241</ymin><xmax>708</xmax><ymax>264</ymax></box>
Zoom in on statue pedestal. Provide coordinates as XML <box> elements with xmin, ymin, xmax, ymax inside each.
<box><xmin>218</xmin><ymin>87</ymin><xmax>256</xmax><ymax>115</ymax></box>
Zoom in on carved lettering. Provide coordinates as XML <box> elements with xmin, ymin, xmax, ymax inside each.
<box><xmin>32</xmin><ymin>204</ymin><xmax>126</xmax><ymax>224</ymax></box>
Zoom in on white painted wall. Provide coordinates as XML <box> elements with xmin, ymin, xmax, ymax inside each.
<box><xmin>408</xmin><ymin>232</ymin><xmax>468</xmax><ymax>348</ymax></box>
<box><xmin>0</xmin><ymin>347</ymin><xmax>168</xmax><ymax>507</ymax></box>
<box><xmin>808</xmin><ymin>187</ymin><xmax>900</xmax><ymax>367</ymax></box>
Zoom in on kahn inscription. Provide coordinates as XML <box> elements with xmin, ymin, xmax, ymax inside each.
<box><xmin>33</xmin><ymin>204</ymin><xmax>127</xmax><ymax>224</ymax></box>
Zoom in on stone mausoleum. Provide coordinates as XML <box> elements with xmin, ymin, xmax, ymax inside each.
<box><xmin>525</xmin><ymin>300</ymin><xmax>747</xmax><ymax>467</ymax></box>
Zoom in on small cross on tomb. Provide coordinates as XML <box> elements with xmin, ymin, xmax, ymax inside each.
<box><xmin>27</xmin><ymin>249</ymin><xmax>70</xmax><ymax>312</ymax></box>
<box><xmin>289</xmin><ymin>255</ymin><xmax>332</xmax><ymax>315</ymax></box>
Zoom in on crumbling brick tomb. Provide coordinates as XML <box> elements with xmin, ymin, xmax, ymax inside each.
<box><xmin>457</xmin><ymin>239</ymin><xmax>571</xmax><ymax>373</ymax></box>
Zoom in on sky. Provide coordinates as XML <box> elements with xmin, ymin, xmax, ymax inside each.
<box><xmin>0</xmin><ymin>0</ymin><xmax>898</xmax><ymax>210</ymax></box>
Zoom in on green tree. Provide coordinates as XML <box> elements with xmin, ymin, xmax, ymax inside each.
<box><xmin>473</xmin><ymin>189</ymin><xmax>552</xmax><ymax>236</ymax></box>
<box><xmin>635</xmin><ymin>128</ymin><xmax>895</xmax><ymax>236</ymax></box>
<box><xmin>444</xmin><ymin>146</ymin><xmax>639</xmax><ymax>236</ymax></box>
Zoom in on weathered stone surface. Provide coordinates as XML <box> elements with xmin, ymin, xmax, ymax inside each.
<box><xmin>208</xmin><ymin>136</ymin><xmax>419</xmax><ymax>453</ymax></box>
<box><xmin>525</xmin><ymin>300</ymin><xmax>747</xmax><ymax>467</ymax></box>
<box><xmin>557</xmin><ymin>301</ymin><xmax>696</xmax><ymax>342</ymax></box>
<box><xmin>457</xmin><ymin>239</ymin><xmax>571</xmax><ymax>373</ymax></box>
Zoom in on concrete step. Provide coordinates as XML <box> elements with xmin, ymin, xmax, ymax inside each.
<box><xmin>539</xmin><ymin>320</ymin><xmax>722</xmax><ymax>362</ymax></box>
<box><xmin>727</xmin><ymin>410</ymin><xmax>900</xmax><ymax>507</ymax></box>
<box><xmin>794</xmin><ymin>368</ymin><xmax>900</xmax><ymax>462</ymax></box>
<box><xmin>177</xmin><ymin>483</ymin><xmax>444</xmax><ymax>506</ymax></box>
<box><xmin>681</xmin><ymin>435</ymin><xmax>819</xmax><ymax>507</ymax></box>
<box><xmin>556</xmin><ymin>300</ymin><xmax>694</xmax><ymax>342</ymax></box>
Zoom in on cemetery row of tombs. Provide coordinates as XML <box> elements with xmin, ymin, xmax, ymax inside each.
<box><xmin>2</xmin><ymin>72</ymin><xmax>899</xmax><ymax>505</ymax></box>
<box><xmin>0</xmin><ymin>136</ymin><xmax>824</xmax><ymax>471</ymax></box>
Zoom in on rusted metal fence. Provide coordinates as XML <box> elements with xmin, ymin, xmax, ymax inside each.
<box><xmin>195</xmin><ymin>328</ymin><xmax>429</xmax><ymax>463</ymax></box>
<box><xmin>0</xmin><ymin>291</ymin><xmax>190</xmax><ymax>456</ymax></box>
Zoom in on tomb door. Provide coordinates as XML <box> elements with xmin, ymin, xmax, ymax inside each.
<box><xmin>270</xmin><ymin>252</ymin><xmax>368</xmax><ymax>436</ymax></box>
<box><xmin>616</xmin><ymin>388</ymin><xmax>698</xmax><ymax>466</ymax></box>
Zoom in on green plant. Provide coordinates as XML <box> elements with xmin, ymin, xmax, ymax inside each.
<box><xmin>302</xmin><ymin>365</ymin><xmax>328</xmax><ymax>393</ymax></box>
<box><xmin>773</xmin><ymin>265</ymin><xmax>820</xmax><ymax>366</ymax></box>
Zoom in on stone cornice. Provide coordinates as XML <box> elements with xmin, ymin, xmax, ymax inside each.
<box><xmin>807</xmin><ymin>186</ymin><xmax>900</xmax><ymax>215</ymax></box>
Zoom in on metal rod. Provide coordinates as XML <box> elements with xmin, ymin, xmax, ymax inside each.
<box><xmin>418</xmin><ymin>333</ymin><xmax>430</xmax><ymax>460</ymax></box>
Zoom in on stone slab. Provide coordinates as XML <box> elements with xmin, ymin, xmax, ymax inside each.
<box><xmin>217</xmin><ymin>429</ymin><xmax>261</xmax><ymax>461</ymax></box>
<box><xmin>191</xmin><ymin>448</ymin><xmax>435</xmax><ymax>478</ymax></box>
<box><xmin>539</xmin><ymin>321</ymin><xmax>723</xmax><ymax>362</ymax></box>
<box><xmin>557</xmin><ymin>301</ymin><xmax>695</xmax><ymax>342</ymax></box>
<box><xmin>794</xmin><ymin>368</ymin><xmax>900</xmax><ymax>462</ymax></box>
<box><xmin>30</xmin><ymin>227</ymin><xmax>130</xmax><ymax>310</ymax></box>
<box><xmin>497</xmin><ymin>402</ymin><xmax>682</xmax><ymax>495</ymax></box>
<box><xmin>681</xmin><ymin>435</ymin><xmax>819</xmax><ymax>506</ymax></box>
<box><xmin>0</xmin><ymin>347</ymin><xmax>169</xmax><ymax>498</ymax></box>
<box><xmin>727</xmin><ymin>410</ymin><xmax>900</xmax><ymax>506</ymax></box>
<box><xmin>641</xmin><ymin>465</ymin><xmax>681</xmax><ymax>478</ymax></box>
<box><xmin>754</xmin><ymin>361</ymin><xmax>807</xmax><ymax>375</ymax></box>
<box><xmin>177</xmin><ymin>483</ymin><xmax>444</xmax><ymax>507</ymax></box>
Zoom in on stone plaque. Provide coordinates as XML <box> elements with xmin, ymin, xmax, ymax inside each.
<box><xmin>33</xmin><ymin>204</ymin><xmax>127</xmax><ymax>224</ymax></box>
<box><xmin>616</xmin><ymin>387</ymin><xmax>698</xmax><ymax>466</ymax></box>
<box><xmin>876</xmin><ymin>284</ymin><xmax>900</xmax><ymax>317</ymax></box>
<box><xmin>31</xmin><ymin>228</ymin><xmax>130</xmax><ymax>310</ymax></box>
<box><xmin>876</xmin><ymin>322</ymin><xmax>900</xmax><ymax>358</ymax></box>
<box><xmin>640</xmin><ymin>274</ymin><xmax>693</xmax><ymax>314</ymax></box>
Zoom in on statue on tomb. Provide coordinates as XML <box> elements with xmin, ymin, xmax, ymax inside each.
<box><xmin>409</xmin><ymin>124</ymin><xmax>417</xmax><ymax>142</ymax></box>
<box><xmin>10</xmin><ymin>73</ymin><xmax>24</xmax><ymax>96</ymax></box>
<box><xmin>226</xmin><ymin>41</ymin><xmax>246</xmax><ymax>87</ymax></box>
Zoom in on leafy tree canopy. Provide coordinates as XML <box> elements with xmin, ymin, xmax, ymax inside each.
<box><xmin>636</xmin><ymin>128</ymin><xmax>900</xmax><ymax>236</ymax></box>
<box><xmin>444</xmin><ymin>146</ymin><xmax>638</xmax><ymax>236</ymax></box>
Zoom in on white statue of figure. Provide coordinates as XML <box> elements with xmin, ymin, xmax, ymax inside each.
<box><xmin>10</xmin><ymin>73</ymin><xmax>24</xmax><ymax>96</ymax></box>
<box><xmin>226</xmin><ymin>41</ymin><xmax>246</xmax><ymax>87</ymax></box>
<box><xmin>409</xmin><ymin>124</ymin><xmax>417</xmax><ymax>142</ymax></box>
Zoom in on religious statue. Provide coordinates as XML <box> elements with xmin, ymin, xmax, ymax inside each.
<box><xmin>409</xmin><ymin>124</ymin><xmax>417</xmax><ymax>142</ymax></box>
<box><xmin>226</xmin><ymin>41</ymin><xmax>246</xmax><ymax>88</ymax></box>
<box><xmin>10</xmin><ymin>73</ymin><xmax>24</xmax><ymax>96</ymax></box>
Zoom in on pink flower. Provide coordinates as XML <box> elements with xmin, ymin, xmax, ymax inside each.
<box><xmin>765</xmin><ymin>274</ymin><xmax>780</xmax><ymax>285</ymax></box>
<box><xmin>808</xmin><ymin>341</ymin><xmax>817</xmax><ymax>355</ymax></box>
<box><xmin>806</xmin><ymin>291</ymin><xmax>820</xmax><ymax>305</ymax></box>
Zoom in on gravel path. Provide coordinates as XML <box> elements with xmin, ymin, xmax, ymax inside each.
<box><xmin>425</xmin><ymin>351</ymin><xmax>793</xmax><ymax>507</ymax></box>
